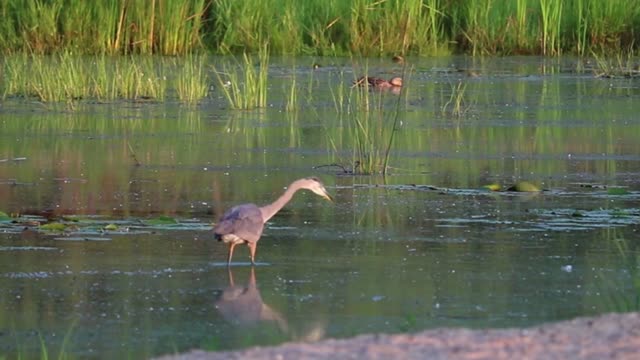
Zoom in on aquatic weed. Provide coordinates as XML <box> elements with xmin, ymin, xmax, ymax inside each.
<box><xmin>175</xmin><ymin>54</ymin><xmax>209</xmax><ymax>104</ymax></box>
<box><xmin>212</xmin><ymin>44</ymin><xmax>269</xmax><ymax>109</ymax></box>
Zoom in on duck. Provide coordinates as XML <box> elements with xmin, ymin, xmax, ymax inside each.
<box><xmin>392</xmin><ymin>55</ymin><xmax>405</xmax><ymax>65</ymax></box>
<box><xmin>352</xmin><ymin>76</ymin><xmax>403</xmax><ymax>90</ymax></box>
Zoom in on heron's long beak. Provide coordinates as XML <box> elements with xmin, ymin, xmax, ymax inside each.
<box><xmin>321</xmin><ymin>189</ymin><xmax>333</xmax><ymax>202</ymax></box>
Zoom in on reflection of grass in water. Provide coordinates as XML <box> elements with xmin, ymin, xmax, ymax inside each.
<box><xmin>441</xmin><ymin>80</ymin><xmax>470</xmax><ymax>118</ymax></box>
<box><xmin>593</xmin><ymin>229</ymin><xmax>640</xmax><ymax>313</ymax></box>
<box><xmin>8</xmin><ymin>319</ymin><xmax>78</xmax><ymax>360</ymax></box>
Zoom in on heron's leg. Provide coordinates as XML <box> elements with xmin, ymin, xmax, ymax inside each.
<box><xmin>227</xmin><ymin>267</ymin><xmax>235</xmax><ymax>286</ymax></box>
<box><xmin>248</xmin><ymin>242</ymin><xmax>257</xmax><ymax>265</ymax></box>
<box><xmin>227</xmin><ymin>243</ymin><xmax>237</xmax><ymax>265</ymax></box>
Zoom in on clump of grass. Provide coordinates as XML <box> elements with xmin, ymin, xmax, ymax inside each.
<box><xmin>590</xmin><ymin>51</ymin><xmax>639</xmax><ymax>78</ymax></box>
<box><xmin>350</xmin><ymin>98</ymin><xmax>404</xmax><ymax>175</ymax></box>
<box><xmin>326</xmin><ymin>67</ymin><xmax>407</xmax><ymax>175</ymax></box>
<box><xmin>3</xmin><ymin>0</ymin><xmax>640</xmax><ymax>56</ymax></box>
<box><xmin>455</xmin><ymin>0</ymin><xmax>508</xmax><ymax>55</ymax></box>
<box><xmin>213</xmin><ymin>45</ymin><xmax>269</xmax><ymax>109</ymax></box>
<box><xmin>0</xmin><ymin>0</ymin><xmax>208</xmax><ymax>55</ymax></box>
<box><xmin>582</xmin><ymin>0</ymin><xmax>636</xmax><ymax>52</ymax></box>
<box><xmin>0</xmin><ymin>53</ymin><xmax>222</xmax><ymax>103</ymax></box>
<box><xmin>175</xmin><ymin>54</ymin><xmax>209</xmax><ymax>104</ymax></box>
<box><xmin>539</xmin><ymin>0</ymin><xmax>563</xmax><ymax>55</ymax></box>
<box><xmin>211</xmin><ymin>0</ymin><xmax>310</xmax><ymax>54</ymax></box>
<box><xmin>349</xmin><ymin>0</ymin><xmax>446</xmax><ymax>56</ymax></box>
<box><xmin>112</xmin><ymin>56</ymin><xmax>167</xmax><ymax>100</ymax></box>
<box><xmin>441</xmin><ymin>80</ymin><xmax>470</xmax><ymax>118</ymax></box>
<box><xmin>328</xmin><ymin>71</ymin><xmax>350</xmax><ymax>114</ymax></box>
<box><xmin>283</xmin><ymin>66</ymin><xmax>299</xmax><ymax>113</ymax></box>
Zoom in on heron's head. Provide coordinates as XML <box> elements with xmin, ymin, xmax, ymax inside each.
<box><xmin>303</xmin><ymin>177</ymin><xmax>333</xmax><ymax>202</ymax></box>
<box><xmin>389</xmin><ymin>77</ymin><xmax>403</xmax><ymax>87</ymax></box>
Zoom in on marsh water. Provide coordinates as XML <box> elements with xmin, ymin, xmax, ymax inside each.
<box><xmin>1</xmin><ymin>56</ymin><xmax>640</xmax><ymax>359</ymax></box>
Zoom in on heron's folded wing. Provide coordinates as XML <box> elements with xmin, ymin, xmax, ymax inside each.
<box><xmin>214</xmin><ymin>204</ymin><xmax>264</xmax><ymax>243</ymax></box>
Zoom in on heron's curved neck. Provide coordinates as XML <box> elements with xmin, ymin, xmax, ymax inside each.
<box><xmin>259</xmin><ymin>182</ymin><xmax>302</xmax><ymax>222</ymax></box>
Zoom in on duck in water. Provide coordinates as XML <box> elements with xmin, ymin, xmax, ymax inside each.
<box><xmin>352</xmin><ymin>76</ymin><xmax>403</xmax><ymax>92</ymax></box>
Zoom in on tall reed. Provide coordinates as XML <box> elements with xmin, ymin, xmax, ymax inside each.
<box><xmin>175</xmin><ymin>55</ymin><xmax>209</xmax><ymax>104</ymax></box>
<box><xmin>113</xmin><ymin>56</ymin><xmax>168</xmax><ymax>100</ymax></box>
<box><xmin>326</xmin><ymin>67</ymin><xmax>407</xmax><ymax>175</ymax></box>
<box><xmin>349</xmin><ymin>0</ymin><xmax>446</xmax><ymax>56</ymax></box>
<box><xmin>441</xmin><ymin>80</ymin><xmax>469</xmax><ymax>118</ymax></box>
<box><xmin>347</xmin><ymin>89</ymin><xmax>404</xmax><ymax>175</ymax></box>
<box><xmin>0</xmin><ymin>0</ymin><xmax>207</xmax><ymax>55</ymax></box>
<box><xmin>212</xmin><ymin>45</ymin><xmax>269</xmax><ymax>109</ymax></box>
<box><xmin>2</xmin><ymin>0</ymin><xmax>640</xmax><ymax>56</ymax></box>
<box><xmin>0</xmin><ymin>53</ymin><xmax>222</xmax><ymax>103</ymax></box>
<box><xmin>539</xmin><ymin>0</ymin><xmax>563</xmax><ymax>55</ymax></box>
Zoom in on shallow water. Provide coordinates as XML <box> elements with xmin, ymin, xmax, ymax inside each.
<box><xmin>1</xmin><ymin>56</ymin><xmax>640</xmax><ymax>358</ymax></box>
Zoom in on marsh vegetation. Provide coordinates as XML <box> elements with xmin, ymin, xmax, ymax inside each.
<box><xmin>2</xmin><ymin>1</ymin><xmax>640</xmax><ymax>359</ymax></box>
<box><xmin>2</xmin><ymin>0</ymin><xmax>640</xmax><ymax>56</ymax></box>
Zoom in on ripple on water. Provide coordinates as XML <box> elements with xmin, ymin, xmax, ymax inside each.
<box><xmin>0</xmin><ymin>246</ymin><xmax>58</xmax><ymax>251</ymax></box>
<box><xmin>2</xmin><ymin>267</ymin><xmax>210</xmax><ymax>279</ymax></box>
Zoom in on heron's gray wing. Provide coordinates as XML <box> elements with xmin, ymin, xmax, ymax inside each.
<box><xmin>214</xmin><ymin>204</ymin><xmax>264</xmax><ymax>243</ymax></box>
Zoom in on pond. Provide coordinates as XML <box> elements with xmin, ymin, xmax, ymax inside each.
<box><xmin>1</xmin><ymin>56</ymin><xmax>639</xmax><ymax>359</ymax></box>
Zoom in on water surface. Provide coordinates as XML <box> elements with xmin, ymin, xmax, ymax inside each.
<box><xmin>1</xmin><ymin>56</ymin><xmax>639</xmax><ymax>359</ymax></box>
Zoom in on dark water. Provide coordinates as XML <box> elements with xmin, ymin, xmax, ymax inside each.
<box><xmin>1</xmin><ymin>56</ymin><xmax>640</xmax><ymax>359</ymax></box>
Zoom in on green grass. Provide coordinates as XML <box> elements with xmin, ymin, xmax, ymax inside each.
<box><xmin>324</xmin><ymin>65</ymin><xmax>407</xmax><ymax>175</ymax></box>
<box><xmin>539</xmin><ymin>0</ymin><xmax>563</xmax><ymax>55</ymax></box>
<box><xmin>0</xmin><ymin>53</ymin><xmax>222</xmax><ymax>104</ymax></box>
<box><xmin>175</xmin><ymin>55</ymin><xmax>209</xmax><ymax>104</ymax></box>
<box><xmin>2</xmin><ymin>0</ymin><xmax>640</xmax><ymax>56</ymax></box>
<box><xmin>0</xmin><ymin>0</ymin><xmax>207</xmax><ymax>55</ymax></box>
<box><xmin>590</xmin><ymin>51</ymin><xmax>638</xmax><ymax>78</ymax></box>
<box><xmin>348</xmin><ymin>0</ymin><xmax>446</xmax><ymax>56</ymax></box>
<box><xmin>212</xmin><ymin>45</ymin><xmax>269</xmax><ymax>109</ymax></box>
<box><xmin>442</xmin><ymin>80</ymin><xmax>470</xmax><ymax>118</ymax></box>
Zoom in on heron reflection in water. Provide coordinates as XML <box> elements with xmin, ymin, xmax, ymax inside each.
<box><xmin>214</xmin><ymin>177</ymin><xmax>333</xmax><ymax>265</ymax></box>
<box><xmin>214</xmin><ymin>268</ymin><xmax>326</xmax><ymax>342</ymax></box>
<box><xmin>214</xmin><ymin>267</ymin><xmax>288</xmax><ymax>331</ymax></box>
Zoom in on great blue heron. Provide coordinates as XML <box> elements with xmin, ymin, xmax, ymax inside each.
<box><xmin>213</xmin><ymin>177</ymin><xmax>333</xmax><ymax>265</ymax></box>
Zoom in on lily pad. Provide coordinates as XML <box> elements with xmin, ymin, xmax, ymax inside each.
<box><xmin>40</xmin><ymin>222</ymin><xmax>67</xmax><ymax>231</ymax></box>
<box><xmin>104</xmin><ymin>223</ymin><xmax>119</xmax><ymax>231</ymax></box>
<box><xmin>482</xmin><ymin>184</ymin><xmax>502</xmax><ymax>191</ymax></box>
<box><xmin>507</xmin><ymin>181</ymin><xmax>540</xmax><ymax>192</ymax></box>
<box><xmin>607</xmin><ymin>188</ymin><xmax>629</xmax><ymax>196</ymax></box>
<box><xmin>0</xmin><ymin>211</ymin><xmax>11</xmax><ymax>221</ymax></box>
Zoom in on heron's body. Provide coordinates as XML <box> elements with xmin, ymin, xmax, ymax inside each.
<box><xmin>213</xmin><ymin>177</ymin><xmax>332</xmax><ymax>265</ymax></box>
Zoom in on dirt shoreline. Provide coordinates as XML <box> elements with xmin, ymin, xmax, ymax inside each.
<box><xmin>157</xmin><ymin>312</ymin><xmax>640</xmax><ymax>360</ymax></box>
